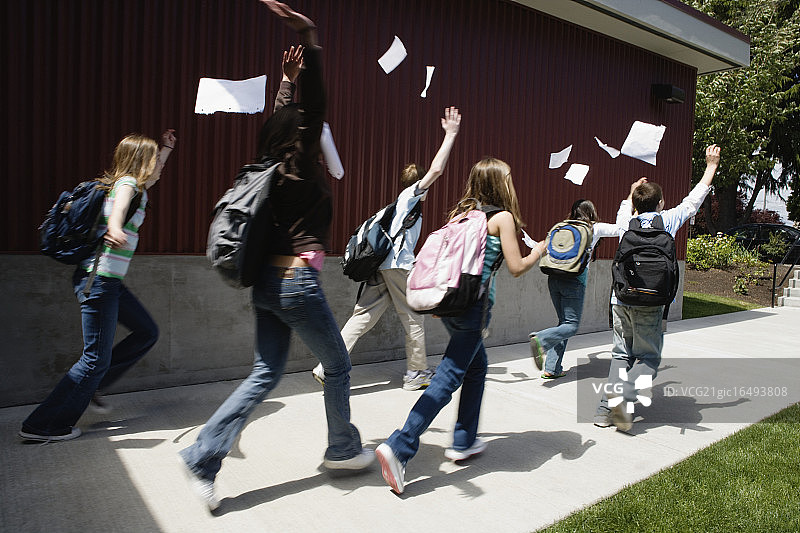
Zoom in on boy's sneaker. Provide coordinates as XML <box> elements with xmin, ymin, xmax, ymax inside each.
<box><xmin>18</xmin><ymin>427</ymin><xmax>82</xmax><ymax>443</ymax></box>
<box><xmin>375</xmin><ymin>443</ymin><xmax>405</xmax><ymax>494</ymax></box>
<box><xmin>593</xmin><ymin>413</ymin><xmax>613</xmax><ymax>428</ymax></box>
<box><xmin>322</xmin><ymin>448</ymin><xmax>375</xmax><ymax>471</ymax></box>
<box><xmin>608</xmin><ymin>394</ymin><xmax>633</xmax><ymax>431</ymax></box>
<box><xmin>89</xmin><ymin>393</ymin><xmax>112</xmax><ymax>415</ymax></box>
<box><xmin>403</xmin><ymin>369</ymin><xmax>433</xmax><ymax>391</ymax></box>
<box><xmin>529</xmin><ymin>335</ymin><xmax>544</xmax><ymax>370</ymax></box>
<box><xmin>444</xmin><ymin>438</ymin><xmax>488</xmax><ymax>461</ymax></box>
<box><xmin>178</xmin><ymin>458</ymin><xmax>220</xmax><ymax>511</ymax></box>
<box><xmin>311</xmin><ymin>363</ymin><xmax>325</xmax><ymax>386</ymax></box>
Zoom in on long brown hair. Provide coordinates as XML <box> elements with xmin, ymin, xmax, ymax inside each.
<box><xmin>447</xmin><ymin>157</ymin><xmax>525</xmax><ymax>230</ymax></box>
<box><xmin>99</xmin><ymin>134</ymin><xmax>158</xmax><ymax>190</ymax></box>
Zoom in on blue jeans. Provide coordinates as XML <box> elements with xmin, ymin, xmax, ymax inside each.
<box><xmin>22</xmin><ymin>269</ymin><xmax>158</xmax><ymax>435</ymax></box>
<box><xmin>534</xmin><ymin>276</ymin><xmax>585</xmax><ymax>375</ymax></box>
<box><xmin>385</xmin><ymin>302</ymin><xmax>490</xmax><ymax>465</ymax></box>
<box><xmin>180</xmin><ymin>266</ymin><xmax>362</xmax><ymax>481</ymax></box>
<box><xmin>596</xmin><ymin>303</ymin><xmax>663</xmax><ymax>416</ymax></box>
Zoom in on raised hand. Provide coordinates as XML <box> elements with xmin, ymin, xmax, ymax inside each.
<box><xmin>441</xmin><ymin>106</ymin><xmax>461</xmax><ymax>136</ymax></box>
<box><xmin>705</xmin><ymin>144</ymin><xmax>720</xmax><ymax>166</ymax></box>
<box><xmin>282</xmin><ymin>45</ymin><xmax>304</xmax><ymax>83</ymax></box>
<box><xmin>160</xmin><ymin>129</ymin><xmax>177</xmax><ymax>149</ymax></box>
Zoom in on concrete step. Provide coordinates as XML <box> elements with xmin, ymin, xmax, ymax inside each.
<box><xmin>778</xmin><ymin>295</ymin><xmax>800</xmax><ymax>307</ymax></box>
<box><xmin>783</xmin><ymin>286</ymin><xmax>800</xmax><ymax>298</ymax></box>
<box><xmin>790</xmin><ymin>278</ymin><xmax>799</xmax><ymax>289</ymax></box>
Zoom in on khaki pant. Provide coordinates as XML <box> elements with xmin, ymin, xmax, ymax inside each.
<box><xmin>341</xmin><ymin>268</ymin><xmax>427</xmax><ymax>371</ymax></box>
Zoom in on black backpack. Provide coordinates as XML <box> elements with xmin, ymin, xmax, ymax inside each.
<box><xmin>611</xmin><ymin>215</ymin><xmax>678</xmax><ymax>307</ymax></box>
<box><xmin>207</xmin><ymin>161</ymin><xmax>281</xmax><ymax>288</ymax></box>
<box><xmin>341</xmin><ymin>200</ymin><xmax>422</xmax><ymax>282</ymax></box>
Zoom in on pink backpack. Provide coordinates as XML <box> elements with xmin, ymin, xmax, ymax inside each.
<box><xmin>407</xmin><ymin>205</ymin><xmax>503</xmax><ymax>316</ymax></box>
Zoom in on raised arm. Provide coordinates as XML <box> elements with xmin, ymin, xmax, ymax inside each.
<box><xmin>418</xmin><ymin>107</ymin><xmax>461</xmax><ymax>191</ymax></box>
<box><xmin>273</xmin><ymin>45</ymin><xmax>303</xmax><ymax>112</ymax></box>
<box><xmin>146</xmin><ymin>129</ymin><xmax>176</xmax><ymax>189</ymax></box>
<box><xmin>488</xmin><ymin>211</ymin><xmax>547</xmax><ymax>278</ymax></box>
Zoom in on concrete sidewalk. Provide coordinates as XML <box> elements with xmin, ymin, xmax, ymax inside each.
<box><xmin>2</xmin><ymin>307</ymin><xmax>799</xmax><ymax>533</ymax></box>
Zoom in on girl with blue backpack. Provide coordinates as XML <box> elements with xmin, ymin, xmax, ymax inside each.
<box><xmin>19</xmin><ymin>129</ymin><xmax>176</xmax><ymax>443</ymax></box>
<box><xmin>529</xmin><ymin>185</ymin><xmax>644</xmax><ymax>379</ymax></box>
<box><xmin>376</xmin><ymin>157</ymin><xmax>547</xmax><ymax>494</ymax></box>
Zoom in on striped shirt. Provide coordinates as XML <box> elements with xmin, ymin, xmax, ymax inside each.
<box><xmin>81</xmin><ymin>176</ymin><xmax>147</xmax><ymax>279</ymax></box>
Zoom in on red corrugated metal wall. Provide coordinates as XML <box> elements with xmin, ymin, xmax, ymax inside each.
<box><xmin>2</xmin><ymin>0</ymin><xmax>697</xmax><ymax>258</ymax></box>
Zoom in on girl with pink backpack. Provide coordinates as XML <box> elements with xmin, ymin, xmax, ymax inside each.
<box><xmin>376</xmin><ymin>157</ymin><xmax>547</xmax><ymax>494</ymax></box>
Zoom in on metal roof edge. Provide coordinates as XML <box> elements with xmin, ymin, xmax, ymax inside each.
<box><xmin>510</xmin><ymin>0</ymin><xmax>750</xmax><ymax>74</ymax></box>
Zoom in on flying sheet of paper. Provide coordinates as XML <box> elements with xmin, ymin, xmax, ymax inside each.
<box><xmin>320</xmin><ymin>122</ymin><xmax>344</xmax><ymax>180</ymax></box>
<box><xmin>564</xmin><ymin>164</ymin><xmax>589</xmax><ymax>185</ymax></box>
<box><xmin>620</xmin><ymin>121</ymin><xmax>666</xmax><ymax>165</ymax></box>
<box><xmin>549</xmin><ymin>145</ymin><xmax>572</xmax><ymax>169</ymax></box>
<box><xmin>521</xmin><ymin>229</ymin><xmax>538</xmax><ymax>249</ymax></box>
<box><xmin>195</xmin><ymin>75</ymin><xmax>266</xmax><ymax>114</ymax></box>
<box><xmin>378</xmin><ymin>36</ymin><xmax>407</xmax><ymax>74</ymax></box>
<box><xmin>594</xmin><ymin>136</ymin><xmax>620</xmax><ymax>158</ymax></box>
<box><xmin>420</xmin><ymin>66</ymin><xmax>435</xmax><ymax>98</ymax></box>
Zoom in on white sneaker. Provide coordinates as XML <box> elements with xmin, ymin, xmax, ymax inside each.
<box><xmin>375</xmin><ymin>443</ymin><xmax>405</xmax><ymax>494</ymax></box>
<box><xmin>322</xmin><ymin>448</ymin><xmax>375</xmax><ymax>470</ymax></box>
<box><xmin>178</xmin><ymin>458</ymin><xmax>220</xmax><ymax>511</ymax></box>
<box><xmin>444</xmin><ymin>438</ymin><xmax>488</xmax><ymax>461</ymax></box>
<box><xmin>312</xmin><ymin>363</ymin><xmax>325</xmax><ymax>386</ymax></box>
<box><xmin>403</xmin><ymin>369</ymin><xmax>433</xmax><ymax>391</ymax></box>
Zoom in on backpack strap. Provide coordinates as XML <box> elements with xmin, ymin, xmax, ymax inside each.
<box><xmin>629</xmin><ymin>214</ymin><xmax>666</xmax><ymax>231</ymax></box>
<box><xmin>391</xmin><ymin>200</ymin><xmax>423</xmax><ymax>250</ymax></box>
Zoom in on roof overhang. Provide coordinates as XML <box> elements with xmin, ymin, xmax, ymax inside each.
<box><xmin>511</xmin><ymin>0</ymin><xmax>750</xmax><ymax>74</ymax></box>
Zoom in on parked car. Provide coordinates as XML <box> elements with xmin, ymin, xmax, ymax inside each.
<box><xmin>725</xmin><ymin>223</ymin><xmax>800</xmax><ymax>264</ymax></box>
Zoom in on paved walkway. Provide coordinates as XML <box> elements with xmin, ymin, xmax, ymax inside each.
<box><xmin>2</xmin><ymin>307</ymin><xmax>799</xmax><ymax>533</ymax></box>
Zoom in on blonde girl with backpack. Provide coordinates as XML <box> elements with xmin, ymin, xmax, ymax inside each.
<box><xmin>20</xmin><ymin>129</ymin><xmax>176</xmax><ymax>443</ymax></box>
<box><xmin>375</xmin><ymin>157</ymin><xmax>547</xmax><ymax>494</ymax></box>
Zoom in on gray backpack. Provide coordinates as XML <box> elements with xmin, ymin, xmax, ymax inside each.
<box><xmin>207</xmin><ymin>160</ymin><xmax>280</xmax><ymax>288</ymax></box>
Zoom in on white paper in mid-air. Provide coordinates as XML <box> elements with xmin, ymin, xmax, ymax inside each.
<box><xmin>594</xmin><ymin>136</ymin><xmax>621</xmax><ymax>158</ymax></box>
<box><xmin>321</xmin><ymin>123</ymin><xmax>344</xmax><ymax>180</ymax></box>
<box><xmin>564</xmin><ymin>164</ymin><xmax>589</xmax><ymax>185</ymax></box>
<box><xmin>521</xmin><ymin>229</ymin><xmax>538</xmax><ymax>249</ymax></box>
<box><xmin>195</xmin><ymin>75</ymin><xmax>266</xmax><ymax>114</ymax></box>
<box><xmin>420</xmin><ymin>66</ymin><xmax>435</xmax><ymax>98</ymax></box>
<box><xmin>378</xmin><ymin>36</ymin><xmax>407</xmax><ymax>74</ymax></box>
<box><xmin>549</xmin><ymin>145</ymin><xmax>572</xmax><ymax>169</ymax></box>
<box><xmin>620</xmin><ymin>121</ymin><xmax>666</xmax><ymax>165</ymax></box>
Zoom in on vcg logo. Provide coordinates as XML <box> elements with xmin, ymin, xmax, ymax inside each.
<box><xmin>592</xmin><ymin>369</ymin><xmax>652</xmax><ymax>415</ymax></box>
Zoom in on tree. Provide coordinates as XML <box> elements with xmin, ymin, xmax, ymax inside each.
<box><xmin>688</xmin><ymin>0</ymin><xmax>800</xmax><ymax>233</ymax></box>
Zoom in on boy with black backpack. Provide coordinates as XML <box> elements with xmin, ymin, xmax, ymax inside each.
<box><xmin>313</xmin><ymin>106</ymin><xmax>461</xmax><ymax>390</ymax></box>
<box><xmin>594</xmin><ymin>144</ymin><xmax>720</xmax><ymax>431</ymax></box>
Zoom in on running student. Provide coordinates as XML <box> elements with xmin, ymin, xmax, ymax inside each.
<box><xmin>530</xmin><ymin>181</ymin><xmax>646</xmax><ymax>379</ymax></box>
<box><xmin>375</xmin><ymin>157</ymin><xmax>547</xmax><ymax>494</ymax></box>
<box><xmin>179</xmin><ymin>1</ymin><xmax>373</xmax><ymax>512</ymax></box>
<box><xmin>594</xmin><ymin>144</ymin><xmax>720</xmax><ymax>431</ymax></box>
<box><xmin>312</xmin><ymin>106</ymin><xmax>462</xmax><ymax>391</ymax></box>
<box><xmin>20</xmin><ymin>129</ymin><xmax>176</xmax><ymax>442</ymax></box>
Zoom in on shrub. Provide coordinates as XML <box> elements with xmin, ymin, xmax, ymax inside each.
<box><xmin>759</xmin><ymin>231</ymin><xmax>791</xmax><ymax>262</ymax></box>
<box><xmin>687</xmin><ymin>234</ymin><xmax>742</xmax><ymax>270</ymax></box>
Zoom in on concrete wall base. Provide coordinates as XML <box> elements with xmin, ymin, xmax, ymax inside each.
<box><xmin>0</xmin><ymin>255</ymin><xmax>683</xmax><ymax>407</ymax></box>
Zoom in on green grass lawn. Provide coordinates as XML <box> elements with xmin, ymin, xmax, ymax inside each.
<box><xmin>682</xmin><ymin>291</ymin><xmax>761</xmax><ymax>319</ymax></box>
<box><xmin>541</xmin><ymin>404</ymin><xmax>800</xmax><ymax>533</ymax></box>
